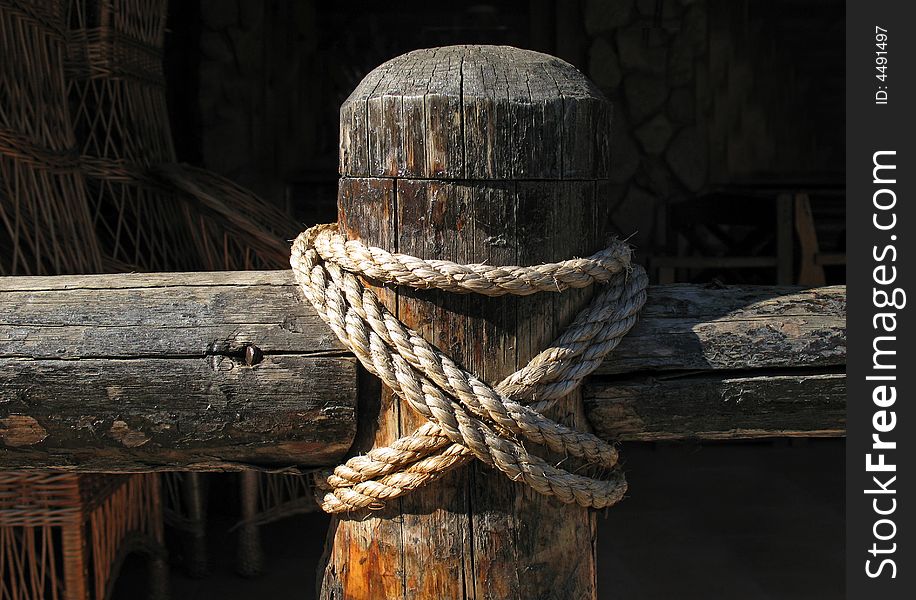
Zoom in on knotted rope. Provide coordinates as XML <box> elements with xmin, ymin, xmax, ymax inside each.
<box><xmin>290</xmin><ymin>224</ymin><xmax>648</xmax><ymax>514</ymax></box>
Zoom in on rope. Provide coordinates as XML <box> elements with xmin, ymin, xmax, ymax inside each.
<box><xmin>312</xmin><ymin>229</ymin><xmax>633</xmax><ymax>296</ymax></box>
<box><xmin>290</xmin><ymin>224</ymin><xmax>648</xmax><ymax>514</ymax></box>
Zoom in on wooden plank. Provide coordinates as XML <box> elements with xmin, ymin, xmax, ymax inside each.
<box><xmin>2</xmin><ymin>274</ymin><xmax>843</xmax><ymax>374</ymax></box>
<box><xmin>585</xmin><ymin>373</ymin><xmax>846</xmax><ymax>441</ymax></box>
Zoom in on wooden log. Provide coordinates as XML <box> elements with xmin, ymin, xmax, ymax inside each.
<box><xmin>0</xmin><ymin>272</ymin><xmax>357</xmax><ymax>471</ymax></box>
<box><xmin>321</xmin><ymin>45</ymin><xmax>614</xmax><ymax>600</ymax></box>
<box><xmin>591</xmin><ymin>283</ymin><xmax>847</xmax><ymax>441</ymax></box>
<box><xmin>586</xmin><ymin>373</ymin><xmax>846</xmax><ymax>441</ymax></box>
<box><xmin>0</xmin><ymin>271</ymin><xmax>846</xmax><ymax>470</ymax></box>
<box><xmin>599</xmin><ymin>284</ymin><xmax>846</xmax><ymax>375</ymax></box>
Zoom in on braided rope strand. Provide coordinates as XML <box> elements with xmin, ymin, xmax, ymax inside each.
<box><xmin>290</xmin><ymin>224</ymin><xmax>647</xmax><ymax>513</ymax></box>
<box><xmin>312</xmin><ymin>226</ymin><xmax>632</xmax><ymax>296</ymax></box>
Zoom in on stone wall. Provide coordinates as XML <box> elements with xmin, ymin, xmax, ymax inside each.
<box><xmin>189</xmin><ymin>0</ymin><xmax>844</xmax><ymax>255</ymax></box>
<box><xmin>583</xmin><ymin>0</ymin><xmax>709</xmax><ymax>254</ymax></box>
<box><xmin>582</xmin><ymin>0</ymin><xmax>844</xmax><ymax>257</ymax></box>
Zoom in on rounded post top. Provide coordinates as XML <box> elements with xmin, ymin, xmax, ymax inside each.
<box><xmin>339</xmin><ymin>45</ymin><xmax>612</xmax><ymax>181</ymax></box>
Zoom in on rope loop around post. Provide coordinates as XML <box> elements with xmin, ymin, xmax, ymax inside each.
<box><xmin>290</xmin><ymin>223</ymin><xmax>648</xmax><ymax>514</ymax></box>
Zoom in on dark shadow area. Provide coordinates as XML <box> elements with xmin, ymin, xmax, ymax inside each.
<box><xmin>112</xmin><ymin>440</ymin><xmax>843</xmax><ymax>599</ymax></box>
<box><xmin>116</xmin><ymin>475</ymin><xmax>331</xmax><ymax>600</ymax></box>
<box><xmin>600</xmin><ymin>439</ymin><xmax>844</xmax><ymax>599</ymax></box>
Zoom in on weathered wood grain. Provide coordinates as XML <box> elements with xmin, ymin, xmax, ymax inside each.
<box><xmin>0</xmin><ymin>355</ymin><xmax>356</xmax><ymax>471</ymax></box>
<box><xmin>586</xmin><ymin>373</ymin><xmax>846</xmax><ymax>441</ymax></box>
<box><xmin>324</xmin><ymin>45</ymin><xmax>622</xmax><ymax>600</ymax></box>
<box><xmin>1</xmin><ymin>272</ymin><xmax>843</xmax><ymax>371</ymax></box>
<box><xmin>0</xmin><ymin>271</ymin><xmax>345</xmax><ymax>359</ymax></box>
<box><xmin>0</xmin><ymin>272</ymin><xmax>356</xmax><ymax>471</ymax></box>
<box><xmin>323</xmin><ymin>180</ymin><xmax>604</xmax><ymax>599</ymax></box>
<box><xmin>599</xmin><ymin>284</ymin><xmax>846</xmax><ymax>375</ymax></box>
<box><xmin>339</xmin><ymin>46</ymin><xmax>611</xmax><ymax>180</ymax></box>
<box><xmin>0</xmin><ymin>269</ymin><xmax>846</xmax><ymax>472</ymax></box>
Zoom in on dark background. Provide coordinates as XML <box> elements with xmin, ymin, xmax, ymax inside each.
<box><xmin>164</xmin><ymin>0</ymin><xmax>846</xmax><ymax>284</ymax></box>
<box><xmin>124</xmin><ymin>1</ymin><xmax>846</xmax><ymax>598</ymax></box>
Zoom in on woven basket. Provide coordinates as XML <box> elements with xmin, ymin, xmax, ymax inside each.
<box><xmin>0</xmin><ymin>0</ymin><xmax>103</xmax><ymax>275</ymax></box>
<box><xmin>2</xmin><ymin>0</ymin><xmax>308</xmax><ymax>586</ymax></box>
<box><xmin>0</xmin><ymin>472</ymin><xmax>167</xmax><ymax>600</ymax></box>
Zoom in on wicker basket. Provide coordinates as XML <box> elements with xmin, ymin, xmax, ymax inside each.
<box><xmin>2</xmin><ymin>0</ymin><xmax>307</xmax><ymax>587</ymax></box>
<box><xmin>0</xmin><ymin>0</ymin><xmax>103</xmax><ymax>275</ymax></box>
<box><xmin>0</xmin><ymin>472</ymin><xmax>167</xmax><ymax>600</ymax></box>
<box><xmin>65</xmin><ymin>0</ymin><xmax>298</xmax><ymax>271</ymax></box>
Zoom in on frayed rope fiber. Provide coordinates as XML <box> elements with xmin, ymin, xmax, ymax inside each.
<box><xmin>290</xmin><ymin>224</ymin><xmax>648</xmax><ymax>514</ymax></box>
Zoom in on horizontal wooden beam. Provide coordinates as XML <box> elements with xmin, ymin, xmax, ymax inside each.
<box><xmin>586</xmin><ymin>372</ymin><xmax>845</xmax><ymax>441</ymax></box>
<box><xmin>599</xmin><ymin>283</ymin><xmax>846</xmax><ymax>375</ymax></box>
<box><xmin>591</xmin><ymin>283</ymin><xmax>846</xmax><ymax>441</ymax></box>
<box><xmin>0</xmin><ymin>272</ymin><xmax>846</xmax><ymax>471</ymax></box>
<box><xmin>1</xmin><ymin>272</ymin><xmax>356</xmax><ymax>471</ymax></box>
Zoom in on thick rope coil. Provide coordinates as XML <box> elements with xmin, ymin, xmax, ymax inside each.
<box><xmin>290</xmin><ymin>224</ymin><xmax>648</xmax><ymax>513</ymax></box>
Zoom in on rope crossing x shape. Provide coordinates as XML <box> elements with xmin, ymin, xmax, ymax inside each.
<box><xmin>290</xmin><ymin>224</ymin><xmax>648</xmax><ymax>514</ymax></box>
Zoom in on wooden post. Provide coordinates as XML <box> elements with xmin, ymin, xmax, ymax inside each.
<box><xmin>321</xmin><ymin>45</ymin><xmax>612</xmax><ymax>600</ymax></box>
<box><xmin>237</xmin><ymin>470</ymin><xmax>265</xmax><ymax>577</ymax></box>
